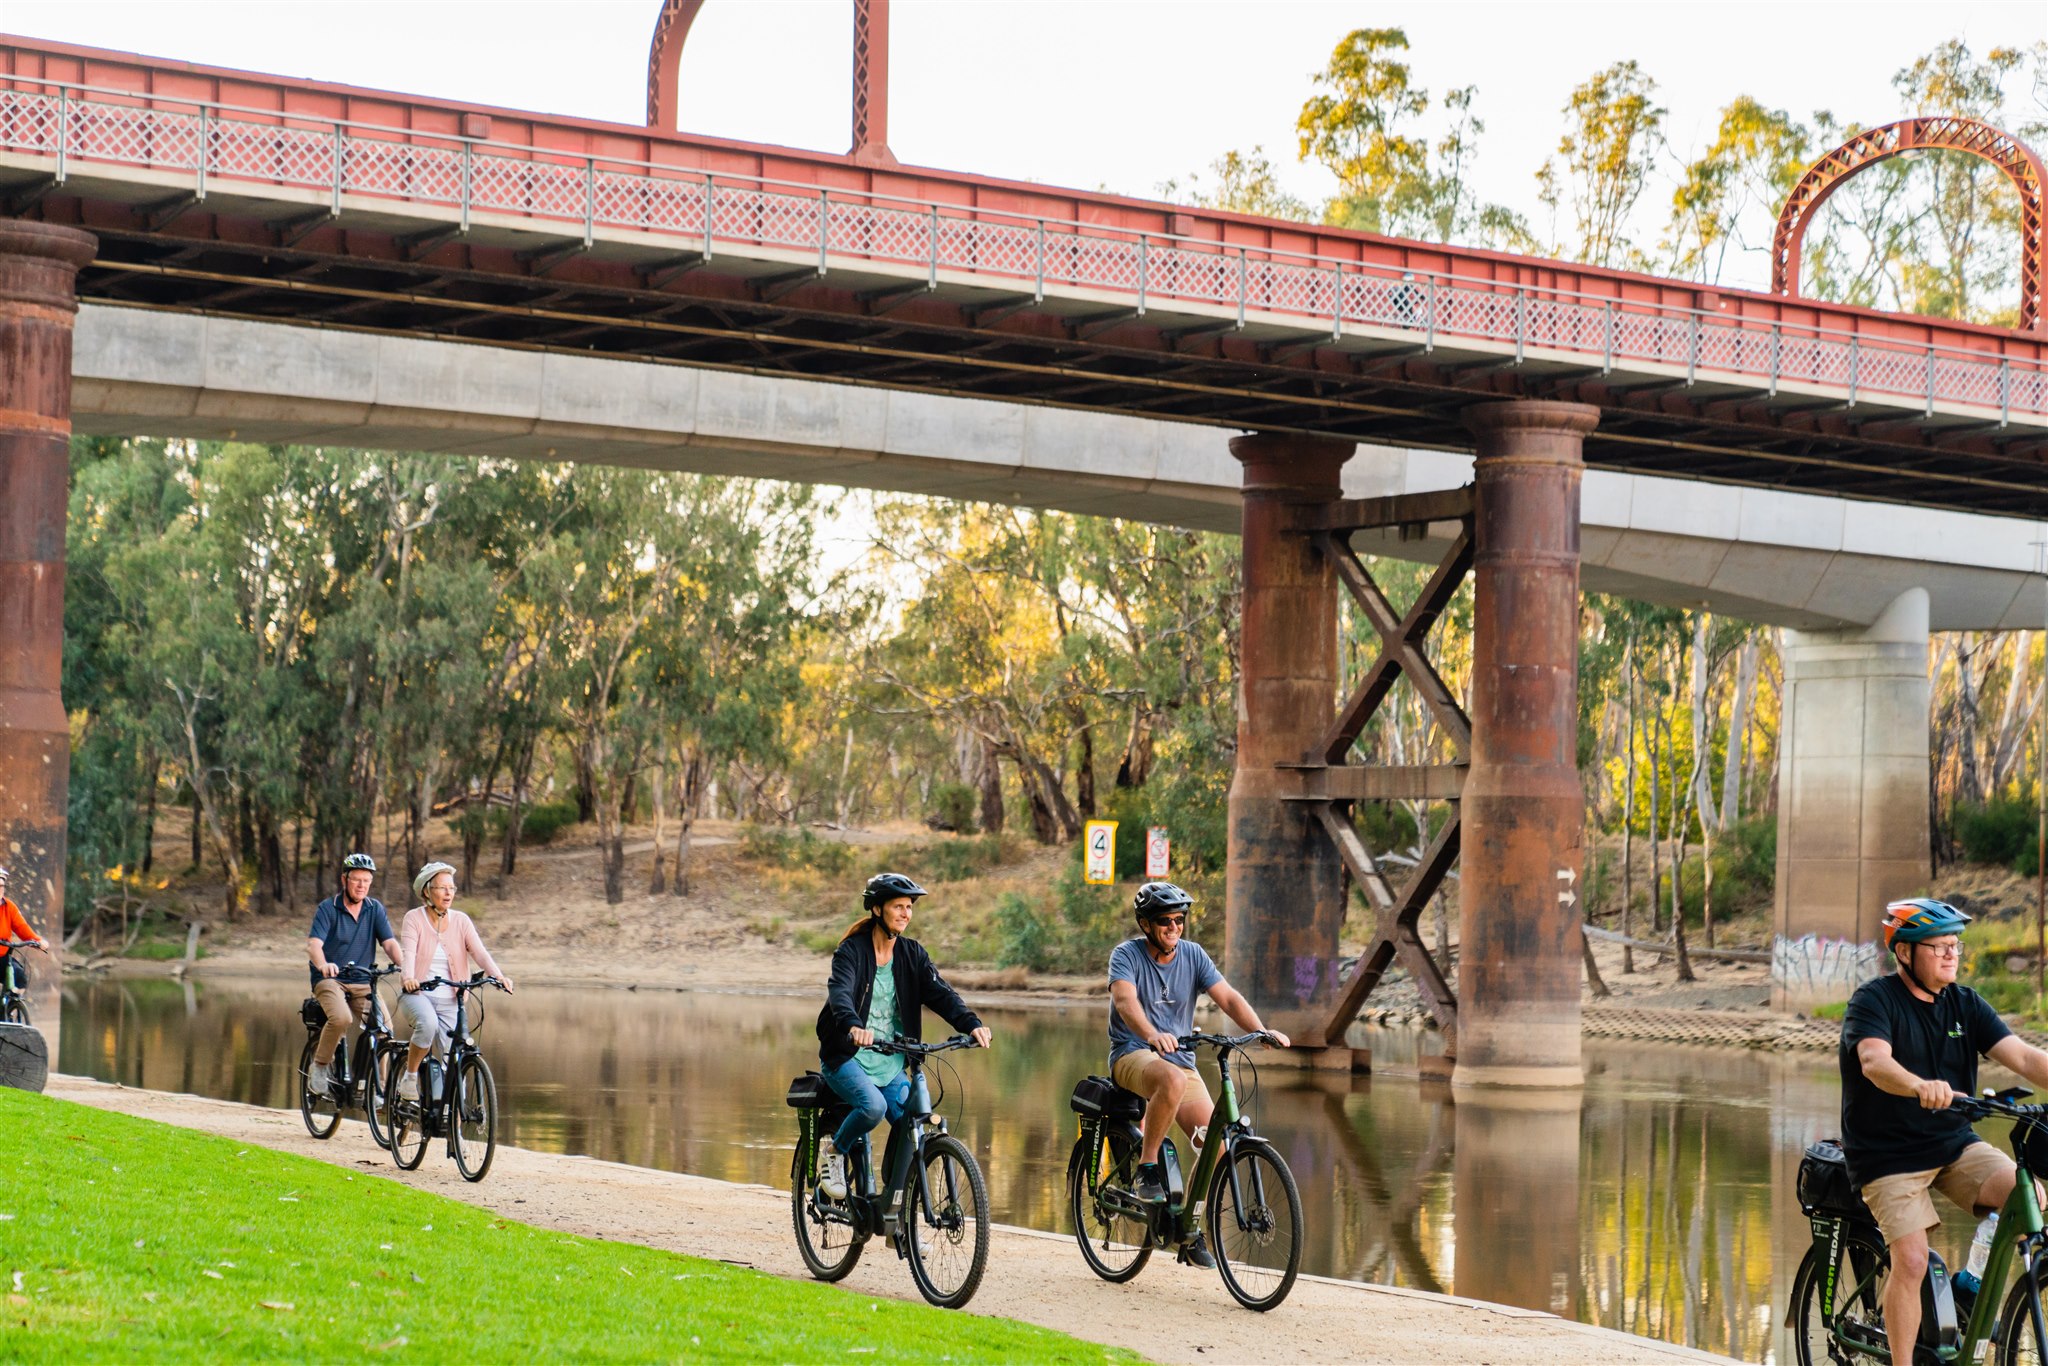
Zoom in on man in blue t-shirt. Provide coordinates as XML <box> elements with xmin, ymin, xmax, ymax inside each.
<box><xmin>1841</xmin><ymin>898</ymin><xmax>2048</xmax><ymax>1365</ymax></box>
<box><xmin>1107</xmin><ymin>881</ymin><xmax>1287</xmax><ymax>1265</ymax></box>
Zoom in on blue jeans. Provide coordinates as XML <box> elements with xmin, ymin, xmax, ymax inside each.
<box><xmin>822</xmin><ymin>1056</ymin><xmax>910</xmax><ymax>1157</ymax></box>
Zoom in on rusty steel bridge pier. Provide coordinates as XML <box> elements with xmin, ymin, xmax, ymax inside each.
<box><xmin>0</xmin><ymin>220</ymin><xmax>94</xmax><ymax>1047</ymax></box>
<box><xmin>1224</xmin><ymin>402</ymin><xmax>1596</xmax><ymax>1087</ymax></box>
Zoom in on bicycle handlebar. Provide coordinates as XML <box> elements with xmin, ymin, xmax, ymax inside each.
<box><xmin>867</xmin><ymin>1034</ymin><xmax>982</xmax><ymax>1058</ymax></box>
<box><xmin>334</xmin><ymin>964</ymin><xmax>402</xmax><ymax>984</ymax></box>
<box><xmin>1177</xmin><ymin>1030</ymin><xmax>1279</xmax><ymax>1053</ymax></box>
<box><xmin>409</xmin><ymin>973</ymin><xmax>508</xmax><ymax>994</ymax></box>
<box><xmin>1951</xmin><ymin>1089</ymin><xmax>2045</xmax><ymax>1123</ymax></box>
<box><xmin>0</xmin><ymin>940</ymin><xmax>48</xmax><ymax>954</ymax></box>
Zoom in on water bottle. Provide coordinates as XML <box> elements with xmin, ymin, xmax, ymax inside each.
<box><xmin>1967</xmin><ymin>1212</ymin><xmax>2000</xmax><ymax>1282</ymax></box>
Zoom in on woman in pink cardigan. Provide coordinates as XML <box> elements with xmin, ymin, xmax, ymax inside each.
<box><xmin>394</xmin><ymin>861</ymin><xmax>515</xmax><ymax>1100</ymax></box>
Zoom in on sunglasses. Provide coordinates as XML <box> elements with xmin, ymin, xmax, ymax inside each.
<box><xmin>1148</xmin><ymin>914</ymin><xmax>1187</xmax><ymax>927</ymax></box>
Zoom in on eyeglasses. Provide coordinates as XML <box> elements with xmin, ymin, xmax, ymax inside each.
<box><xmin>1149</xmin><ymin>915</ymin><xmax>1187</xmax><ymax>928</ymax></box>
<box><xmin>1916</xmin><ymin>941</ymin><xmax>1963</xmax><ymax>958</ymax></box>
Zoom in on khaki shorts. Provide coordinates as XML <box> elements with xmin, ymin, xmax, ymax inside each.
<box><xmin>1110</xmin><ymin>1051</ymin><xmax>1213</xmax><ymax>1117</ymax></box>
<box><xmin>1861</xmin><ymin>1141</ymin><xmax>2015</xmax><ymax>1247</ymax></box>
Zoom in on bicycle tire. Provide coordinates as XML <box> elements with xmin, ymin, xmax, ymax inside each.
<box><xmin>1207</xmin><ymin>1139</ymin><xmax>1303</xmax><ymax>1312</ymax></box>
<box><xmin>366</xmin><ymin>1043</ymin><xmax>397</xmax><ymax>1151</ymax></box>
<box><xmin>1070</xmin><ymin>1129</ymin><xmax>1152</xmax><ymax>1282</ymax></box>
<box><xmin>904</xmin><ymin>1133</ymin><xmax>989</xmax><ymax>1309</ymax></box>
<box><xmin>791</xmin><ymin>1131</ymin><xmax>865</xmax><ymax>1281</ymax></box>
<box><xmin>1789</xmin><ymin>1227</ymin><xmax>1890</xmax><ymax>1366</ymax></box>
<box><xmin>0</xmin><ymin>996</ymin><xmax>26</xmax><ymax>1027</ymax></box>
<box><xmin>298</xmin><ymin>1035</ymin><xmax>342</xmax><ymax>1140</ymax></box>
<box><xmin>1996</xmin><ymin>1254</ymin><xmax>2048</xmax><ymax>1366</ymax></box>
<box><xmin>451</xmin><ymin>1054</ymin><xmax>498</xmax><ymax>1183</ymax></box>
<box><xmin>386</xmin><ymin>1049</ymin><xmax>429</xmax><ymax>1171</ymax></box>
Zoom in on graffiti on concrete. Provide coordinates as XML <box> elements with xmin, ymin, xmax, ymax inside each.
<box><xmin>1773</xmin><ymin>934</ymin><xmax>1883</xmax><ymax>998</ymax></box>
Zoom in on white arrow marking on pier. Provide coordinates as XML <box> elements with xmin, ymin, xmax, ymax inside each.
<box><xmin>1558</xmin><ymin>890</ymin><xmax>1578</xmax><ymax>908</ymax></box>
<box><xmin>1556</xmin><ymin>867</ymin><xmax>1576</xmax><ymax>886</ymax></box>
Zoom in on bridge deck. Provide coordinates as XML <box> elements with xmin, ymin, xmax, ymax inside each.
<box><xmin>4</xmin><ymin>36</ymin><xmax>2047</xmax><ymax>515</ymax></box>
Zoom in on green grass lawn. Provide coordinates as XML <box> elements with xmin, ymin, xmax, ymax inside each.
<box><xmin>0</xmin><ymin>1088</ymin><xmax>1134</xmax><ymax>1363</ymax></box>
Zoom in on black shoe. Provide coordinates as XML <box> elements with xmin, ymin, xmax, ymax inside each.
<box><xmin>1133</xmin><ymin>1163</ymin><xmax>1167</xmax><ymax>1204</ymax></box>
<box><xmin>1177</xmin><ymin>1232</ymin><xmax>1216</xmax><ymax>1269</ymax></box>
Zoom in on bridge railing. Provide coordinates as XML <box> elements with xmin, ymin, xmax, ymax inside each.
<box><xmin>3</xmin><ymin>77</ymin><xmax>2044</xmax><ymax>424</ymax></box>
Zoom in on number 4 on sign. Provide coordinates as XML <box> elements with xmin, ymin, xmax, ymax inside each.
<box><xmin>1557</xmin><ymin>866</ymin><xmax>1578</xmax><ymax>909</ymax></box>
<box><xmin>1084</xmin><ymin>820</ymin><xmax>1118</xmax><ymax>886</ymax></box>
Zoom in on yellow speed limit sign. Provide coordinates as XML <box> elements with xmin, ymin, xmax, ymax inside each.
<box><xmin>1083</xmin><ymin>820</ymin><xmax>1118</xmax><ymax>885</ymax></box>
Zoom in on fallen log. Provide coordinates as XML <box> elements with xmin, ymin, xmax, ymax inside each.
<box><xmin>1583</xmin><ymin>922</ymin><xmax>1771</xmax><ymax>966</ymax></box>
<box><xmin>0</xmin><ymin>1022</ymin><xmax>49</xmax><ymax>1093</ymax></box>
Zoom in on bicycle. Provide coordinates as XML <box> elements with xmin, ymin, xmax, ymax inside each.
<box><xmin>298</xmin><ymin>964</ymin><xmax>405</xmax><ymax>1149</ymax></box>
<box><xmin>1791</xmin><ymin>1087</ymin><xmax>2048</xmax><ymax>1365</ymax></box>
<box><xmin>1067</xmin><ymin>1030</ymin><xmax>1303</xmax><ymax>1312</ymax></box>
<box><xmin>383</xmin><ymin>973</ymin><xmax>506</xmax><ymax>1182</ymax></box>
<box><xmin>786</xmin><ymin>1034</ymin><xmax>991</xmax><ymax>1310</ymax></box>
<box><xmin>0</xmin><ymin>940</ymin><xmax>48</xmax><ymax>1026</ymax></box>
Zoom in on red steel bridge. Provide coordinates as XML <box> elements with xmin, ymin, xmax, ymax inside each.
<box><xmin>3</xmin><ymin>13</ymin><xmax>2046</xmax><ymax>1085</ymax></box>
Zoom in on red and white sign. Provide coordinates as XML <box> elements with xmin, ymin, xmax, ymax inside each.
<box><xmin>1145</xmin><ymin>827</ymin><xmax>1170</xmax><ymax>879</ymax></box>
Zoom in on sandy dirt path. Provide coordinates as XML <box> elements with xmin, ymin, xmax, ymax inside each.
<box><xmin>49</xmin><ymin>1075</ymin><xmax>1730</xmax><ymax>1365</ymax></box>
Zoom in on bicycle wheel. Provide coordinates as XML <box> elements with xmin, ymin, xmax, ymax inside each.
<box><xmin>298</xmin><ymin>1035</ymin><xmax>342</xmax><ymax>1140</ymax></box>
<box><xmin>1207</xmin><ymin>1140</ymin><xmax>1303</xmax><ymax>1311</ymax></box>
<box><xmin>451</xmin><ymin>1054</ymin><xmax>498</xmax><ymax>1183</ymax></box>
<box><xmin>365</xmin><ymin>1043</ymin><xmax>396</xmax><ymax>1151</ymax></box>
<box><xmin>0</xmin><ymin>996</ymin><xmax>27</xmax><ymax>1026</ymax></box>
<box><xmin>1789</xmin><ymin>1227</ymin><xmax>1889</xmax><ymax>1366</ymax></box>
<box><xmin>904</xmin><ymin>1133</ymin><xmax>989</xmax><ymax>1309</ymax></box>
<box><xmin>1996</xmin><ymin>1256</ymin><xmax>2048</xmax><ymax>1365</ymax></box>
<box><xmin>1070</xmin><ymin>1129</ymin><xmax>1152</xmax><ymax>1282</ymax></box>
<box><xmin>386</xmin><ymin>1049</ymin><xmax>429</xmax><ymax>1171</ymax></box>
<box><xmin>791</xmin><ymin>1131</ymin><xmax>865</xmax><ymax>1281</ymax></box>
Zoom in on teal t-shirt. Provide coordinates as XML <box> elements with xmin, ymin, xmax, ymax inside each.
<box><xmin>855</xmin><ymin>963</ymin><xmax>906</xmax><ymax>1086</ymax></box>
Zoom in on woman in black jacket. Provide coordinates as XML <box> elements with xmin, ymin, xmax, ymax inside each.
<box><xmin>813</xmin><ymin>872</ymin><xmax>991</xmax><ymax>1199</ymax></box>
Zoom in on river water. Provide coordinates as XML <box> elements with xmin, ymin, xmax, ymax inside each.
<box><xmin>55</xmin><ymin>976</ymin><xmax>1985</xmax><ymax>1362</ymax></box>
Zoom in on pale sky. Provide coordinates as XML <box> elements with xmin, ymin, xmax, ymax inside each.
<box><xmin>8</xmin><ymin>0</ymin><xmax>2045</xmax><ymax>291</ymax></box>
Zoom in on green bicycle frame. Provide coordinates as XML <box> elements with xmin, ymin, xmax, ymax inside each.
<box><xmin>1960</xmin><ymin>1163</ymin><xmax>2047</xmax><ymax>1352</ymax></box>
<box><xmin>1075</xmin><ymin>1046</ymin><xmax>1253</xmax><ymax>1245</ymax></box>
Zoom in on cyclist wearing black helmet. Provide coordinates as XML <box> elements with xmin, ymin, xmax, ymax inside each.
<box><xmin>813</xmin><ymin>872</ymin><xmax>991</xmax><ymax>1202</ymax></box>
<box><xmin>1109</xmin><ymin>881</ymin><xmax>1286</xmax><ymax>1264</ymax></box>
<box><xmin>1842</xmin><ymin>897</ymin><xmax>2048</xmax><ymax>1363</ymax></box>
<box><xmin>304</xmin><ymin>852</ymin><xmax>402</xmax><ymax>1096</ymax></box>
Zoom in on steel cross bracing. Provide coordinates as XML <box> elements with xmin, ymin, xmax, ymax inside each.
<box><xmin>1281</xmin><ymin>488</ymin><xmax>1474</xmax><ymax>1054</ymax></box>
<box><xmin>4</xmin><ymin>65</ymin><xmax>2048</xmax><ymax>512</ymax></box>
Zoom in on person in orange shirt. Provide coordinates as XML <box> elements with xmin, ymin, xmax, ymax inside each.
<box><xmin>0</xmin><ymin>865</ymin><xmax>51</xmax><ymax>996</ymax></box>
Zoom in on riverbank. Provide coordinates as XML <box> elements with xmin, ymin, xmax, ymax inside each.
<box><xmin>43</xmin><ymin>1074</ymin><xmax>1730</xmax><ymax>1365</ymax></box>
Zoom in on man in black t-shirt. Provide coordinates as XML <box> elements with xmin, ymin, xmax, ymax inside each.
<box><xmin>1840</xmin><ymin>898</ymin><xmax>2048</xmax><ymax>1365</ymax></box>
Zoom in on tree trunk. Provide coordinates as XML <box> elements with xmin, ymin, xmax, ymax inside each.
<box><xmin>141</xmin><ymin>756</ymin><xmax>160</xmax><ymax>874</ymax></box>
<box><xmin>649</xmin><ymin>760</ymin><xmax>668</xmax><ymax>896</ymax></box>
<box><xmin>1581</xmin><ymin>924</ymin><xmax>1611</xmax><ymax>998</ymax></box>
<box><xmin>1115</xmin><ymin>706</ymin><xmax>1154</xmax><ymax>789</ymax></box>
<box><xmin>1621</xmin><ymin>636</ymin><xmax>1637</xmax><ymax>973</ymax></box>
<box><xmin>189</xmin><ymin>784</ymin><xmax>202</xmax><ymax>869</ymax></box>
<box><xmin>977</xmin><ymin>739</ymin><xmax>1005</xmax><ymax>835</ymax></box>
<box><xmin>1069</xmin><ymin>702</ymin><xmax>1097</xmax><ymax>820</ymax></box>
<box><xmin>1718</xmin><ymin>636</ymin><xmax>1758</xmax><ymax>829</ymax></box>
<box><xmin>672</xmin><ymin>751</ymin><xmax>703</xmax><ymax>898</ymax></box>
<box><xmin>574</xmin><ymin>744</ymin><xmax>597</xmax><ymax>825</ymax></box>
<box><xmin>499</xmin><ymin>730</ymin><xmax>537</xmax><ymax>878</ymax></box>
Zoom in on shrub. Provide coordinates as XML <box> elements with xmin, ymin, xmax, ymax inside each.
<box><xmin>992</xmin><ymin>863</ymin><xmax>1130</xmax><ymax>975</ymax></box>
<box><xmin>490</xmin><ymin>798</ymin><xmax>579</xmax><ymax>847</ymax></box>
<box><xmin>1955</xmin><ymin>796</ymin><xmax>2036</xmax><ymax>869</ymax></box>
<box><xmin>904</xmin><ymin>833</ymin><xmax>1005</xmax><ymax>884</ymax></box>
<box><xmin>1673</xmin><ymin>813</ymin><xmax>1779</xmax><ymax>924</ymax></box>
<box><xmin>927</xmin><ymin>783</ymin><xmax>978</xmax><ymax>834</ymax></box>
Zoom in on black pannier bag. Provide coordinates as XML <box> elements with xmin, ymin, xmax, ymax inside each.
<box><xmin>786</xmin><ymin>1072</ymin><xmax>826</xmax><ymax>1108</ymax></box>
<box><xmin>1798</xmin><ymin>1138</ymin><xmax>1872</xmax><ymax>1220</ymax></box>
<box><xmin>1069</xmin><ymin>1075</ymin><xmax>1144</xmax><ymax>1123</ymax></box>
<box><xmin>300</xmin><ymin>996</ymin><xmax>324</xmax><ymax>1028</ymax></box>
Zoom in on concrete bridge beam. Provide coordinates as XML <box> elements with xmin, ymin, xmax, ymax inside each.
<box><xmin>1771</xmin><ymin>587</ymin><xmax>1933</xmax><ymax>1012</ymax></box>
<box><xmin>0</xmin><ymin>220</ymin><xmax>95</xmax><ymax>1048</ymax></box>
<box><xmin>1222</xmin><ymin>432</ymin><xmax>1356</xmax><ymax>1044</ymax></box>
<box><xmin>1456</xmin><ymin>401</ymin><xmax>1597</xmax><ymax>1089</ymax></box>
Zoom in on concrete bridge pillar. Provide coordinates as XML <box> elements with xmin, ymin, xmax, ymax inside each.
<box><xmin>1771</xmin><ymin>587</ymin><xmax>1931</xmax><ymax>1012</ymax></box>
<box><xmin>1457</xmin><ymin>401</ymin><xmax>1596</xmax><ymax>1089</ymax></box>
<box><xmin>1223</xmin><ymin>432</ymin><xmax>1356</xmax><ymax>1044</ymax></box>
<box><xmin>0</xmin><ymin>221</ymin><xmax>96</xmax><ymax>1051</ymax></box>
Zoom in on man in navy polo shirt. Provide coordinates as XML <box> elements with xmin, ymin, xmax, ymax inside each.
<box><xmin>305</xmin><ymin>852</ymin><xmax>402</xmax><ymax>1095</ymax></box>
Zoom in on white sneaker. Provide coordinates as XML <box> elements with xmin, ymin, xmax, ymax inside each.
<box><xmin>819</xmin><ymin>1145</ymin><xmax>848</xmax><ymax>1201</ymax></box>
<box><xmin>307</xmin><ymin>1061</ymin><xmax>332</xmax><ymax>1094</ymax></box>
<box><xmin>397</xmin><ymin>1072</ymin><xmax>419</xmax><ymax>1101</ymax></box>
